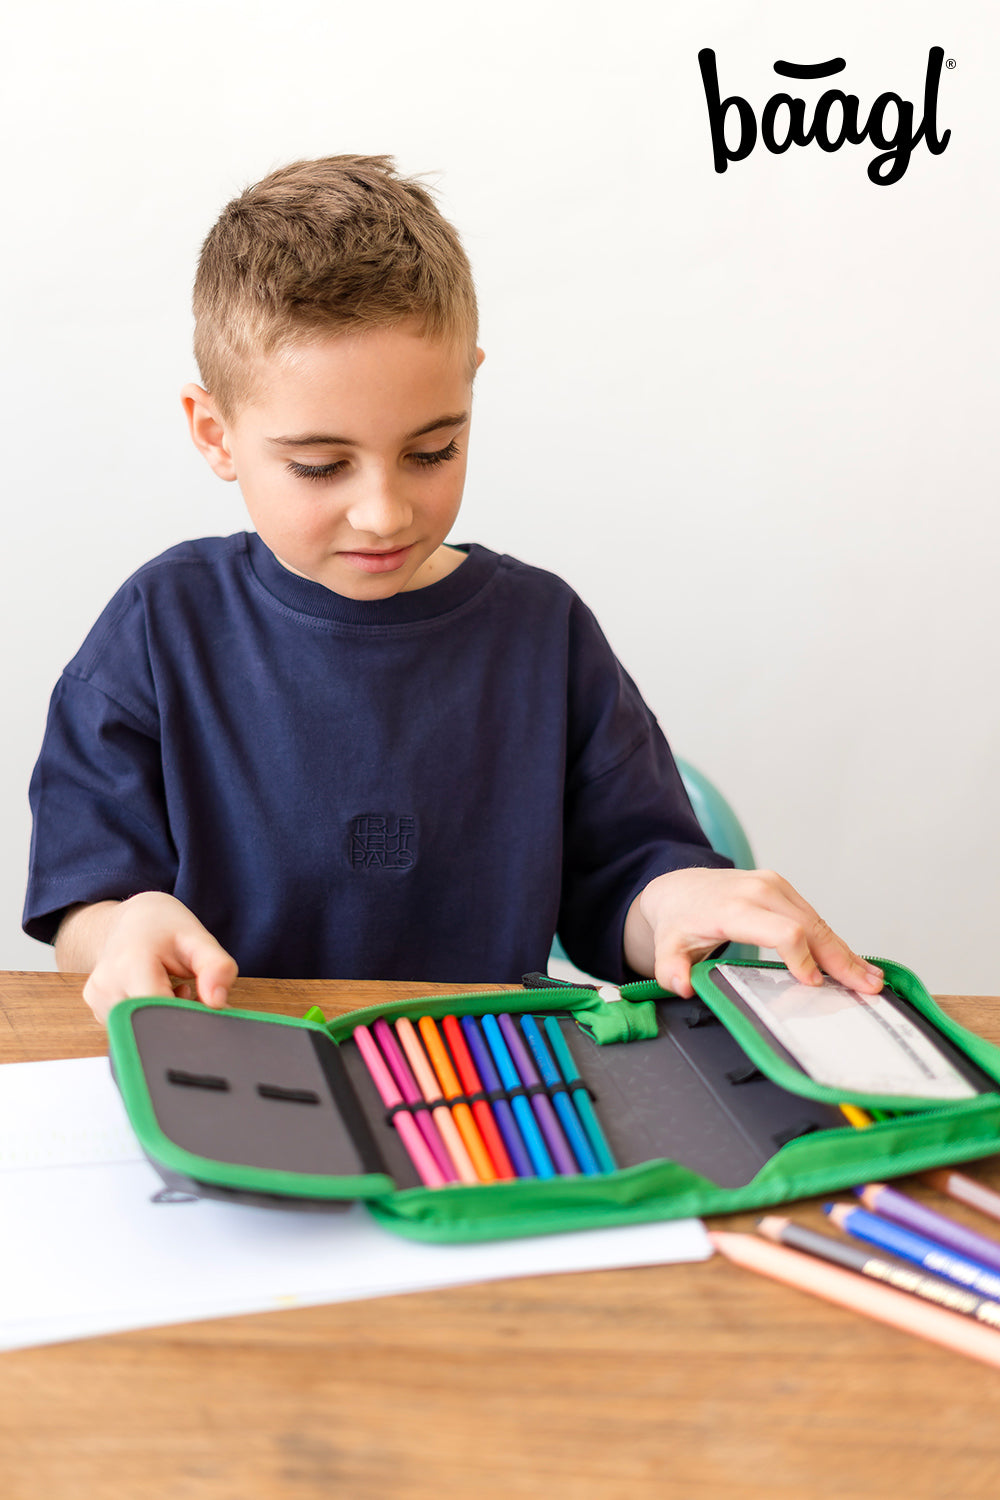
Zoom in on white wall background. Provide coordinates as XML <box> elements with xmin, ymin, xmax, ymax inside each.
<box><xmin>3</xmin><ymin>0</ymin><xmax>997</xmax><ymax>993</ymax></box>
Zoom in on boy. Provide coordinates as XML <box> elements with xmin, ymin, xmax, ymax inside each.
<box><xmin>23</xmin><ymin>156</ymin><xmax>883</xmax><ymax>1022</ymax></box>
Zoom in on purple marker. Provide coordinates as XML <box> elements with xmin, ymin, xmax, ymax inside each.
<box><xmin>497</xmin><ymin>1013</ymin><xmax>578</xmax><ymax>1176</ymax></box>
<box><xmin>460</xmin><ymin>1015</ymin><xmax>534</xmax><ymax>1178</ymax></box>
<box><xmin>373</xmin><ymin>1018</ymin><xmax>456</xmax><ymax>1182</ymax></box>
<box><xmin>858</xmin><ymin>1182</ymin><xmax>1000</xmax><ymax>1276</ymax></box>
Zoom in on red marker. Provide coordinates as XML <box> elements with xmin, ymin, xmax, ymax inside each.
<box><xmin>442</xmin><ymin>1014</ymin><xmax>516</xmax><ymax>1180</ymax></box>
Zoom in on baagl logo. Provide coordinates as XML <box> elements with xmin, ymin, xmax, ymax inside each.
<box><xmin>698</xmin><ymin>46</ymin><xmax>952</xmax><ymax>185</ymax></box>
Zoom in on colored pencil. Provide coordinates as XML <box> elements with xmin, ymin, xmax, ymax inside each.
<box><xmin>460</xmin><ymin>1016</ymin><xmax>534</xmax><ymax>1178</ymax></box>
<box><xmin>857</xmin><ymin>1182</ymin><xmax>1000</xmax><ymax>1276</ymax></box>
<box><xmin>350</xmin><ymin>1025</ymin><xmax>446</xmax><ymax>1188</ymax></box>
<box><xmin>839</xmin><ymin>1103</ymin><xmax>873</xmax><ymax>1129</ymax></box>
<box><xmin>372</xmin><ymin>1018</ymin><xmax>457</xmax><ymax>1182</ymax></box>
<box><xmin>923</xmin><ymin>1169</ymin><xmax>1000</xmax><ymax>1226</ymax></box>
<box><xmin>542</xmin><ymin>1015</ymin><xmax>618</xmax><ymax>1173</ymax></box>
<box><xmin>758</xmin><ymin>1215</ymin><xmax>1000</xmax><ymax>1329</ymax></box>
<box><xmin>826</xmin><ymin>1203</ymin><xmax>1000</xmax><ymax>1301</ymax></box>
<box><xmin>498</xmin><ymin>1013</ymin><xmax>578</xmax><ymax>1175</ymax></box>
<box><xmin>709</xmin><ymin>1230</ymin><xmax>1000</xmax><ymax>1370</ymax></box>
<box><xmin>521</xmin><ymin>1015</ymin><xmax>600</xmax><ymax>1174</ymax></box>
<box><xmin>394</xmin><ymin>1018</ymin><xmax>478</xmax><ymax>1185</ymax></box>
<box><xmin>442</xmin><ymin>1015</ymin><xmax>515</xmax><ymax>1179</ymax></box>
<box><xmin>481</xmin><ymin>1014</ymin><xmax>555</xmax><ymax>1178</ymax></box>
<box><xmin>418</xmin><ymin>1016</ymin><xmax>496</xmax><ymax>1182</ymax></box>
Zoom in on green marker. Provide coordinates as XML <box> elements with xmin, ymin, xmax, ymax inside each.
<box><xmin>542</xmin><ymin>1015</ymin><xmax>617</xmax><ymax>1173</ymax></box>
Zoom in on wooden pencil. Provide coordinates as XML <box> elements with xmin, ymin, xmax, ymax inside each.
<box><xmin>923</xmin><ymin>1169</ymin><xmax>1000</xmax><ymax>1226</ymax></box>
<box><xmin>709</xmin><ymin>1230</ymin><xmax>1000</xmax><ymax>1370</ymax></box>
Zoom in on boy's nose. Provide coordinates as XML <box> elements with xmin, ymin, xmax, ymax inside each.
<box><xmin>345</xmin><ymin>477</ymin><xmax>413</xmax><ymax>539</ymax></box>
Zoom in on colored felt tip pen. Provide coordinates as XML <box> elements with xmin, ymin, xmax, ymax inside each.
<box><xmin>442</xmin><ymin>1015</ymin><xmax>515</xmax><ymax>1179</ymax></box>
<box><xmin>497</xmin><ymin>1013</ymin><xmax>577</xmax><ymax>1176</ymax></box>
<box><xmin>520</xmin><ymin>1014</ymin><xmax>600</xmax><ymax>1174</ymax></box>
<box><xmin>481</xmin><ymin>1014</ymin><xmax>555</xmax><ymax>1178</ymax></box>
<box><xmin>394</xmin><ymin>1018</ymin><xmax>478</xmax><ymax>1185</ymax></box>
<box><xmin>460</xmin><ymin>1015</ymin><xmax>534</xmax><ymax>1178</ymax></box>
<box><xmin>351</xmin><ymin>1025</ymin><xmax>446</xmax><ymax>1189</ymax></box>
<box><xmin>372</xmin><ymin>1018</ymin><xmax>456</xmax><ymax>1183</ymax></box>
<box><xmin>541</xmin><ymin>1015</ymin><xmax>617</xmax><ymax>1173</ymax></box>
<box><xmin>418</xmin><ymin>1015</ymin><xmax>496</xmax><ymax>1183</ymax></box>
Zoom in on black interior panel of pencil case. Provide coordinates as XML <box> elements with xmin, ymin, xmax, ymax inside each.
<box><xmin>550</xmin><ymin>998</ymin><xmax>847</xmax><ymax>1189</ymax></box>
<box><xmin>132</xmin><ymin>1004</ymin><xmax>393</xmax><ymax>1189</ymax></box>
<box><xmin>706</xmin><ymin>967</ymin><xmax>996</xmax><ymax>1095</ymax></box>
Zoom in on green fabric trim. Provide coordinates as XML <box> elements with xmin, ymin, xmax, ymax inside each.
<box><xmin>364</xmin><ymin>1090</ymin><xmax>1000</xmax><ymax>1243</ymax></box>
<box><xmin>687</xmin><ymin>957</ymin><xmax>1000</xmax><ymax>1110</ymax></box>
<box><xmin>322</xmin><ymin>984</ymin><xmax>653</xmax><ymax>1047</ymax></box>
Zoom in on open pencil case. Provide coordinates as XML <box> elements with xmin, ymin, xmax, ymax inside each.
<box><xmin>106</xmin><ymin>957</ymin><xmax>1000</xmax><ymax>1244</ymax></box>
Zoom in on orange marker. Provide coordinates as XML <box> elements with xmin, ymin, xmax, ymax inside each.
<box><xmin>419</xmin><ymin>1016</ymin><xmax>497</xmax><ymax>1183</ymax></box>
<box><xmin>442</xmin><ymin>1014</ymin><xmax>516</xmax><ymax>1179</ymax></box>
<box><xmin>395</xmin><ymin>1019</ymin><xmax>478</xmax><ymax>1185</ymax></box>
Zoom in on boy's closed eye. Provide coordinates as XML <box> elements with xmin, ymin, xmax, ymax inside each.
<box><xmin>286</xmin><ymin>438</ymin><xmax>462</xmax><ymax>483</ymax></box>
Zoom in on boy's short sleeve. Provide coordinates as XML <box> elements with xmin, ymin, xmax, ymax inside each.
<box><xmin>557</xmin><ymin>598</ymin><xmax>732</xmax><ymax>983</ymax></box>
<box><xmin>23</xmin><ymin>593</ymin><xmax>177</xmax><ymax>944</ymax></box>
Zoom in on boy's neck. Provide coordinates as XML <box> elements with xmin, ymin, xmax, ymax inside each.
<box><xmin>406</xmin><ymin>543</ymin><xmax>468</xmax><ymax>591</ymax></box>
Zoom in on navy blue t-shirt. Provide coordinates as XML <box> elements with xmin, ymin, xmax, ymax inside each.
<box><xmin>24</xmin><ymin>535</ymin><xmax>728</xmax><ymax>982</ymax></box>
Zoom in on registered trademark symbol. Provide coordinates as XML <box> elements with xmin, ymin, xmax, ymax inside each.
<box><xmin>946</xmin><ymin>57</ymin><xmax>956</xmax><ymax>69</ymax></box>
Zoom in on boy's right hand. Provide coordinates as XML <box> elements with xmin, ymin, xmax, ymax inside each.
<box><xmin>57</xmin><ymin>893</ymin><xmax>238</xmax><ymax>1025</ymax></box>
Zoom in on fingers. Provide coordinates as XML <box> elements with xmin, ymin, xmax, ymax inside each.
<box><xmin>192</xmin><ymin>951</ymin><xmax>238</xmax><ymax>1010</ymax></box>
<box><xmin>640</xmin><ymin>867</ymin><xmax>883</xmax><ymax>997</ymax></box>
<box><xmin>79</xmin><ymin>894</ymin><xmax>239</xmax><ymax>1023</ymax></box>
<box><xmin>82</xmin><ymin>956</ymin><xmax>177</xmax><ymax>1026</ymax></box>
<box><xmin>746</xmin><ymin>874</ymin><xmax>883</xmax><ymax>991</ymax></box>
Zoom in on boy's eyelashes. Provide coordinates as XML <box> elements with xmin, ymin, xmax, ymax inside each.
<box><xmin>286</xmin><ymin>438</ymin><xmax>461</xmax><ymax>483</ymax></box>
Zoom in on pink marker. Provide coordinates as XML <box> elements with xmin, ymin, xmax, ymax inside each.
<box><xmin>373</xmin><ymin>1018</ymin><xmax>457</xmax><ymax>1182</ymax></box>
<box><xmin>395</xmin><ymin>1018</ymin><xmax>478</xmax><ymax>1185</ymax></box>
<box><xmin>351</xmin><ymin>1024</ymin><xmax>446</xmax><ymax>1188</ymax></box>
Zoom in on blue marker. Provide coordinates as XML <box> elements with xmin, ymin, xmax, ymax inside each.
<box><xmin>521</xmin><ymin>1015</ymin><xmax>600</xmax><ymax>1175</ymax></box>
<box><xmin>481</xmin><ymin>1014</ymin><xmax>554</xmax><ymax>1179</ymax></box>
<box><xmin>542</xmin><ymin>1016</ymin><xmax>618</xmax><ymax>1173</ymax></box>
<box><xmin>460</xmin><ymin>1015</ymin><xmax>534</xmax><ymax>1178</ymax></box>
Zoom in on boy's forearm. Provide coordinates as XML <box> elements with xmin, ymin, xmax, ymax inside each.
<box><xmin>54</xmin><ymin>901</ymin><xmax>122</xmax><ymax>974</ymax></box>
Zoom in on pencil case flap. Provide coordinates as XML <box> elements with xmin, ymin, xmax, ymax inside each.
<box><xmin>107</xmin><ymin>998</ymin><xmax>396</xmax><ymax>1203</ymax></box>
<box><xmin>661</xmin><ymin>957</ymin><xmax>1000</xmax><ymax>1112</ymax></box>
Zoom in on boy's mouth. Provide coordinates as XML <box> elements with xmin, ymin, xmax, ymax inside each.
<box><xmin>339</xmin><ymin>546</ymin><xmax>413</xmax><ymax>574</ymax></box>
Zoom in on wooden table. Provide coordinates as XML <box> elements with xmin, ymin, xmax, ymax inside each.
<box><xmin>3</xmin><ymin>972</ymin><xmax>1000</xmax><ymax>1500</ymax></box>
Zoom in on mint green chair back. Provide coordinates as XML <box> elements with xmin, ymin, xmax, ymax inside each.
<box><xmin>676</xmin><ymin>758</ymin><xmax>757</xmax><ymax>964</ymax></box>
<box><xmin>549</xmin><ymin>758</ymin><xmax>757</xmax><ymax>972</ymax></box>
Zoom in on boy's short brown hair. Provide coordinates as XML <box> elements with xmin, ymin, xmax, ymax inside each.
<box><xmin>192</xmin><ymin>154</ymin><xmax>479</xmax><ymax>419</ymax></box>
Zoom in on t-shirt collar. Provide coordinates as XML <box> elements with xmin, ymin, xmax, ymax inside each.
<box><xmin>245</xmin><ymin>533</ymin><xmax>495</xmax><ymax>625</ymax></box>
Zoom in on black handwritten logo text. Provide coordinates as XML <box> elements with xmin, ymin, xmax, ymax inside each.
<box><xmin>698</xmin><ymin>48</ymin><xmax>951</xmax><ymax>185</ymax></box>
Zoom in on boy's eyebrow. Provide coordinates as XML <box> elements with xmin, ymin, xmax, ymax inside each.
<box><xmin>267</xmin><ymin>413</ymin><xmax>469</xmax><ymax>448</ymax></box>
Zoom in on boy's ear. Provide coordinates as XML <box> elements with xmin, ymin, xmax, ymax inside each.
<box><xmin>475</xmin><ymin>347</ymin><xmax>486</xmax><ymax>371</ymax></box>
<box><xmin>180</xmin><ymin>383</ymin><xmax>238</xmax><ymax>482</ymax></box>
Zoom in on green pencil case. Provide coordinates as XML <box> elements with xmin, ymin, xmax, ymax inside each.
<box><xmin>106</xmin><ymin>957</ymin><xmax>1000</xmax><ymax>1244</ymax></box>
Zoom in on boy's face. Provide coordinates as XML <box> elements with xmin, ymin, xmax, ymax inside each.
<box><xmin>184</xmin><ymin>324</ymin><xmax>482</xmax><ymax>599</ymax></box>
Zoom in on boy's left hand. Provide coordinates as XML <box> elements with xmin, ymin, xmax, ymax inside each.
<box><xmin>624</xmin><ymin>867</ymin><xmax>884</xmax><ymax>997</ymax></box>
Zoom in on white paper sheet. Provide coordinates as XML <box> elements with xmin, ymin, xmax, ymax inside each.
<box><xmin>0</xmin><ymin>1055</ymin><xmax>711</xmax><ymax>1350</ymax></box>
